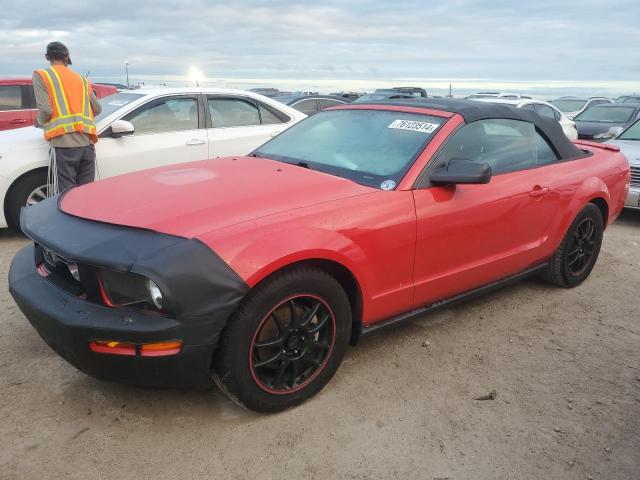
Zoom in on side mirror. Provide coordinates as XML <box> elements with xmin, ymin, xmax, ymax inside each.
<box><xmin>430</xmin><ymin>158</ymin><xmax>492</xmax><ymax>185</ymax></box>
<box><xmin>110</xmin><ymin>120</ymin><xmax>135</xmax><ymax>138</ymax></box>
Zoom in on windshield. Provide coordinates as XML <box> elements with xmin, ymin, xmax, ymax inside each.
<box><xmin>550</xmin><ymin>99</ymin><xmax>587</xmax><ymax>112</ymax></box>
<box><xmin>618</xmin><ymin>120</ymin><xmax>640</xmax><ymax>140</ymax></box>
<box><xmin>94</xmin><ymin>93</ymin><xmax>143</xmax><ymax>122</ymax></box>
<box><xmin>574</xmin><ymin>106</ymin><xmax>635</xmax><ymax>123</ymax></box>
<box><xmin>621</xmin><ymin>97</ymin><xmax>640</xmax><ymax>104</ymax></box>
<box><xmin>467</xmin><ymin>94</ymin><xmax>497</xmax><ymax>99</ymax></box>
<box><xmin>253</xmin><ymin>109</ymin><xmax>445</xmax><ymax>188</ymax></box>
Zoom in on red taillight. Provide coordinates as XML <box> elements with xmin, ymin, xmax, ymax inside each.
<box><xmin>89</xmin><ymin>341</ymin><xmax>136</xmax><ymax>356</ymax></box>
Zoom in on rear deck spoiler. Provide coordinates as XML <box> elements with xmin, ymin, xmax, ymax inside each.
<box><xmin>572</xmin><ymin>140</ymin><xmax>620</xmax><ymax>152</ymax></box>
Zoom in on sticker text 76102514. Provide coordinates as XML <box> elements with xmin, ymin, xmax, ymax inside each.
<box><xmin>388</xmin><ymin>119</ymin><xmax>439</xmax><ymax>134</ymax></box>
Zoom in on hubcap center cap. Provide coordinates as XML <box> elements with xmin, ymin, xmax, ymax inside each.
<box><xmin>286</xmin><ymin>334</ymin><xmax>304</xmax><ymax>351</ymax></box>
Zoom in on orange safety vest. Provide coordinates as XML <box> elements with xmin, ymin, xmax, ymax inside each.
<box><xmin>35</xmin><ymin>65</ymin><xmax>98</xmax><ymax>144</ymax></box>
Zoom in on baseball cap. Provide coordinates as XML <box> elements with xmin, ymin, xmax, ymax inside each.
<box><xmin>46</xmin><ymin>42</ymin><xmax>72</xmax><ymax>65</ymax></box>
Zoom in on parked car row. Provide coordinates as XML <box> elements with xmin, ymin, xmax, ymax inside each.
<box><xmin>0</xmin><ymin>78</ymin><xmax>117</xmax><ymax>131</ymax></box>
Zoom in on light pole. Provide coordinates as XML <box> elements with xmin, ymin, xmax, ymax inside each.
<box><xmin>124</xmin><ymin>60</ymin><xmax>129</xmax><ymax>88</ymax></box>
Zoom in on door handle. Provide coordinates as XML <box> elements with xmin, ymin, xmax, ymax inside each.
<box><xmin>10</xmin><ymin>119</ymin><xmax>27</xmax><ymax>125</ymax></box>
<box><xmin>270</xmin><ymin>130</ymin><xmax>283</xmax><ymax>138</ymax></box>
<box><xmin>529</xmin><ymin>186</ymin><xmax>550</xmax><ymax>198</ymax></box>
<box><xmin>186</xmin><ymin>138</ymin><xmax>206</xmax><ymax>146</ymax></box>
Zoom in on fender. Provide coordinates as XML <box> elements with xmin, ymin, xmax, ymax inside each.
<box><xmin>220</xmin><ymin>225</ymin><xmax>373</xmax><ymax>302</ymax></box>
<box><xmin>555</xmin><ymin>176</ymin><xmax>610</xmax><ymax>249</ymax></box>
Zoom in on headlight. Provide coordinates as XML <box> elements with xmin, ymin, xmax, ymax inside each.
<box><xmin>147</xmin><ymin>278</ymin><xmax>164</xmax><ymax>310</ymax></box>
<box><xmin>98</xmin><ymin>269</ymin><xmax>166</xmax><ymax>312</ymax></box>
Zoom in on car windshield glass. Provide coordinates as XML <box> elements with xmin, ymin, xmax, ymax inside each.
<box><xmin>621</xmin><ymin>97</ymin><xmax>640</xmax><ymax>104</ymax></box>
<box><xmin>575</xmin><ymin>106</ymin><xmax>635</xmax><ymax>123</ymax></box>
<box><xmin>253</xmin><ymin>110</ymin><xmax>444</xmax><ymax>189</ymax></box>
<box><xmin>618</xmin><ymin>120</ymin><xmax>640</xmax><ymax>140</ymax></box>
<box><xmin>94</xmin><ymin>93</ymin><xmax>143</xmax><ymax>122</ymax></box>
<box><xmin>550</xmin><ymin>99</ymin><xmax>587</xmax><ymax>112</ymax></box>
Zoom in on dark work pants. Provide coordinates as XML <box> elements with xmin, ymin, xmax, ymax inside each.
<box><xmin>54</xmin><ymin>145</ymin><xmax>96</xmax><ymax>192</ymax></box>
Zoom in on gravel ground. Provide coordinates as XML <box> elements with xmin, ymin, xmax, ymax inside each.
<box><xmin>1</xmin><ymin>210</ymin><xmax>639</xmax><ymax>480</ymax></box>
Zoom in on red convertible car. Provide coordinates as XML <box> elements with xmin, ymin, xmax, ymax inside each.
<box><xmin>9</xmin><ymin>100</ymin><xmax>629</xmax><ymax>412</ymax></box>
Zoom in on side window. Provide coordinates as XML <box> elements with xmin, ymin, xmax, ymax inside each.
<box><xmin>318</xmin><ymin>99</ymin><xmax>345</xmax><ymax>110</ymax></box>
<box><xmin>258</xmin><ymin>104</ymin><xmax>285</xmax><ymax>125</ymax></box>
<box><xmin>434</xmin><ymin>119</ymin><xmax>545</xmax><ymax>175</ymax></box>
<box><xmin>0</xmin><ymin>85</ymin><xmax>23</xmax><ymax>111</ymax></box>
<box><xmin>292</xmin><ymin>99</ymin><xmax>319</xmax><ymax>116</ymax></box>
<box><xmin>208</xmin><ymin>98</ymin><xmax>260</xmax><ymax>128</ymax></box>
<box><xmin>534</xmin><ymin>132</ymin><xmax>558</xmax><ymax>165</ymax></box>
<box><xmin>24</xmin><ymin>85</ymin><xmax>37</xmax><ymax>109</ymax></box>
<box><xmin>534</xmin><ymin>104</ymin><xmax>557</xmax><ymax>120</ymax></box>
<box><xmin>124</xmin><ymin>97</ymin><xmax>198</xmax><ymax>134</ymax></box>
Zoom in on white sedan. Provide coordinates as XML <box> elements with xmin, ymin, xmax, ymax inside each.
<box><xmin>470</xmin><ymin>98</ymin><xmax>578</xmax><ymax>140</ymax></box>
<box><xmin>0</xmin><ymin>87</ymin><xmax>306</xmax><ymax>228</ymax></box>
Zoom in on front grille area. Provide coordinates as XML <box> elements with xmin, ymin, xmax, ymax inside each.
<box><xmin>34</xmin><ymin>244</ymin><xmax>102</xmax><ymax>303</ymax></box>
<box><xmin>631</xmin><ymin>166</ymin><xmax>640</xmax><ymax>188</ymax></box>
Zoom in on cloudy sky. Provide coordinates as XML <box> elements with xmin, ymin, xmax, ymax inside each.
<box><xmin>1</xmin><ymin>0</ymin><xmax>639</xmax><ymax>94</ymax></box>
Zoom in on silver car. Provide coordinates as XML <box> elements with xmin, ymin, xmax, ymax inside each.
<box><xmin>607</xmin><ymin>119</ymin><xmax>640</xmax><ymax>209</ymax></box>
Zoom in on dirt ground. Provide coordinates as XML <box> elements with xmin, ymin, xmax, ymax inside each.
<box><xmin>0</xmin><ymin>211</ymin><xmax>639</xmax><ymax>480</ymax></box>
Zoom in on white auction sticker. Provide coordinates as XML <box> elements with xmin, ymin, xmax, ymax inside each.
<box><xmin>388</xmin><ymin>119</ymin><xmax>439</xmax><ymax>133</ymax></box>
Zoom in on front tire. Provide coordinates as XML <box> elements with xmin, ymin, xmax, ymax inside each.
<box><xmin>212</xmin><ymin>266</ymin><xmax>351</xmax><ymax>413</ymax></box>
<box><xmin>542</xmin><ymin>203</ymin><xmax>603</xmax><ymax>288</ymax></box>
<box><xmin>6</xmin><ymin>170</ymin><xmax>49</xmax><ymax>228</ymax></box>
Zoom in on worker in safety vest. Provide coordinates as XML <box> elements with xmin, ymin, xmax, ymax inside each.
<box><xmin>33</xmin><ymin>42</ymin><xmax>102</xmax><ymax>193</ymax></box>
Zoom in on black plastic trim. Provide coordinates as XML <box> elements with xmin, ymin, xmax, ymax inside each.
<box><xmin>361</xmin><ymin>263</ymin><xmax>547</xmax><ymax>336</ymax></box>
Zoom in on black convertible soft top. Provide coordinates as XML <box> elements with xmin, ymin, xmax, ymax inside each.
<box><xmin>362</xmin><ymin>98</ymin><xmax>585</xmax><ymax>160</ymax></box>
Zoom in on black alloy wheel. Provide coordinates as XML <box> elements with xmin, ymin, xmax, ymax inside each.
<box><xmin>566</xmin><ymin>218</ymin><xmax>597</xmax><ymax>276</ymax></box>
<box><xmin>250</xmin><ymin>294</ymin><xmax>335</xmax><ymax>394</ymax></box>
<box><xmin>212</xmin><ymin>266</ymin><xmax>351</xmax><ymax>413</ymax></box>
<box><xmin>542</xmin><ymin>203</ymin><xmax>603</xmax><ymax>288</ymax></box>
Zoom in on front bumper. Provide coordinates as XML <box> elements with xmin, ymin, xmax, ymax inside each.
<box><xmin>8</xmin><ymin>195</ymin><xmax>249</xmax><ymax>388</ymax></box>
<box><xmin>10</xmin><ymin>244</ymin><xmax>219</xmax><ymax>387</ymax></box>
<box><xmin>625</xmin><ymin>186</ymin><xmax>640</xmax><ymax>209</ymax></box>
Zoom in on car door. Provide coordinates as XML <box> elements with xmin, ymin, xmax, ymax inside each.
<box><xmin>206</xmin><ymin>95</ymin><xmax>290</xmax><ymax>157</ymax></box>
<box><xmin>411</xmin><ymin>118</ymin><xmax>561</xmax><ymax>306</ymax></box>
<box><xmin>23</xmin><ymin>84</ymin><xmax>38</xmax><ymax>126</ymax></box>
<box><xmin>0</xmin><ymin>84</ymin><xmax>33</xmax><ymax>131</ymax></box>
<box><xmin>96</xmin><ymin>94</ymin><xmax>207</xmax><ymax>179</ymax></box>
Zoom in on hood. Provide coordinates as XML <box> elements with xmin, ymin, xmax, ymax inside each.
<box><xmin>60</xmin><ymin>156</ymin><xmax>376</xmax><ymax>238</ymax></box>
<box><xmin>575</xmin><ymin>121</ymin><xmax>622</xmax><ymax>138</ymax></box>
<box><xmin>607</xmin><ymin>139</ymin><xmax>640</xmax><ymax>166</ymax></box>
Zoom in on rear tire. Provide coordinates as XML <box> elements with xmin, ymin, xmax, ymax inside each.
<box><xmin>542</xmin><ymin>203</ymin><xmax>603</xmax><ymax>288</ymax></box>
<box><xmin>212</xmin><ymin>266</ymin><xmax>351</xmax><ymax>413</ymax></box>
<box><xmin>6</xmin><ymin>170</ymin><xmax>48</xmax><ymax>228</ymax></box>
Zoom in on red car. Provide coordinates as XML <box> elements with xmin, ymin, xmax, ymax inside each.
<box><xmin>9</xmin><ymin>100</ymin><xmax>629</xmax><ymax>412</ymax></box>
<box><xmin>0</xmin><ymin>78</ymin><xmax>116</xmax><ymax>131</ymax></box>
